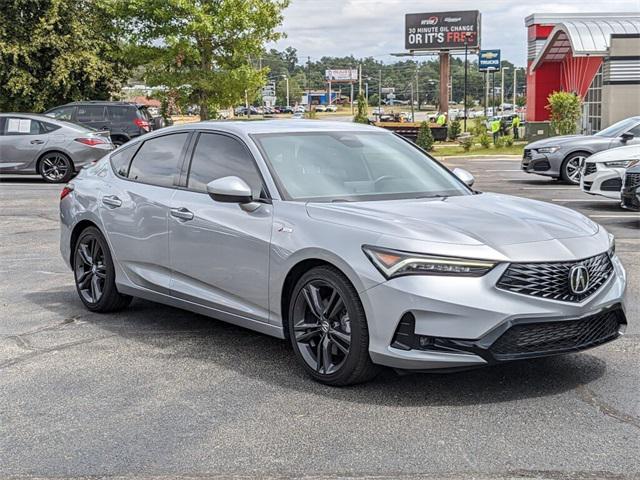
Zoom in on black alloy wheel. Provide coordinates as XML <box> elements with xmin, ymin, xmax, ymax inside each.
<box><xmin>39</xmin><ymin>152</ymin><xmax>73</xmax><ymax>183</ymax></box>
<box><xmin>73</xmin><ymin>227</ymin><xmax>131</xmax><ymax>312</ymax></box>
<box><xmin>289</xmin><ymin>266</ymin><xmax>379</xmax><ymax>385</ymax></box>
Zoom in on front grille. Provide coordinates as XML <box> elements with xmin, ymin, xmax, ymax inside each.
<box><xmin>496</xmin><ymin>252</ymin><xmax>613</xmax><ymax>302</ymax></box>
<box><xmin>490</xmin><ymin>309</ymin><xmax>623</xmax><ymax>359</ymax></box>
<box><xmin>583</xmin><ymin>163</ymin><xmax>597</xmax><ymax>176</ymax></box>
<box><xmin>533</xmin><ymin>160</ymin><xmax>551</xmax><ymax>171</ymax></box>
<box><xmin>624</xmin><ymin>172</ymin><xmax>640</xmax><ymax>189</ymax></box>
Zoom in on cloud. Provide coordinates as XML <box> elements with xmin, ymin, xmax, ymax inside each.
<box><xmin>270</xmin><ymin>0</ymin><xmax>639</xmax><ymax>65</ymax></box>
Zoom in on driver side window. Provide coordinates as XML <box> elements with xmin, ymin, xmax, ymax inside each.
<box><xmin>627</xmin><ymin>124</ymin><xmax>640</xmax><ymax>137</ymax></box>
<box><xmin>187</xmin><ymin>132</ymin><xmax>266</xmax><ymax>199</ymax></box>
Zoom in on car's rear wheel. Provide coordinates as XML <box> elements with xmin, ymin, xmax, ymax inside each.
<box><xmin>73</xmin><ymin>227</ymin><xmax>131</xmax><ymax>312</ymax></box>
<box><xmin>38</xmin><ymin>152</ymin><xmax>74</xmax><ymax>183</ymax></box>
<box><xmin>561</xmin><ymin>152</ymin><xmax>589</xmax><ymax>184</ymax></box>
<box><xmin>288</xmin><ymin>266</ymin><xmax>379</xmax><ymax>386</ymax></box>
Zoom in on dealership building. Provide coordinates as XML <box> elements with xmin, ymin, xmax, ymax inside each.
<box><xmin>526</xmin><ymin>13</ymin><xmax>640</xmax><ymax>132</ymax></box>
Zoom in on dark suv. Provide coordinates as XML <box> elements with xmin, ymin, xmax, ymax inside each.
<box><xmin>45</xmin><ymin>101</ymin><xmax>164</xmax><ymax>146</ymax></box>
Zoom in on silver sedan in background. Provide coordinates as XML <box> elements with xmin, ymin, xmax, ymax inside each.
<box><xmin>0</xmin><ymin>113</ymin><xmax>113</xmax><ymax>183</ymax></box>
<box><xmin>60</xmin><ymin>121</ymin><xmax>627</xmax><ymax>385</ymax></box>
<box><xmin>522</xmin><ymin>116</ymin><xmax>640</xmax><ymax>184</ymax></box>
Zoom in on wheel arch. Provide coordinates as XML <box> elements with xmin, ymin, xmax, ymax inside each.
<box><xmin>563</xmin><ymin>149</ymin><xmax>592</xmax><ymax>162</ymax></box>
<box><xmin>69</xmin><ymin>219</ymin><xmax>101</xmax><ymax>267</ymax></box>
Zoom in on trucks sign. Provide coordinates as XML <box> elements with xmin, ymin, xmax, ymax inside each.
<box><xmin>478</xmin><ymin>49</ymin><xmax>501</xmax><ymax>71</ymax></box>
<box><xmin>325</xmin><ymin>69</ymin><xmax>358</xmax><ymax>82</ymax></box>
<box><xmin>405</xmin><ymin>11</ymin><xmax>480</xmax><ymax>51</ymax></box>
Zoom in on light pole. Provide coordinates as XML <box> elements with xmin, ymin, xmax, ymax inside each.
<box><xmin>513</xmin><ymin>67</ymin><xmax>522</xmax><ymax>109</ymax></box>
<box><xmin>501</xmin><ymin>66</ymin><xmax>510</xmax><ymax>112</ymax></box>
<box><xmin>281</xmin><ymin>75</ymin><xmax>290</xmax><ymax>108</ymax></box>
<box><xmin>463</xmin><ymin>32</ymin><xmax>472</xmax><ymax>132</ymax></box>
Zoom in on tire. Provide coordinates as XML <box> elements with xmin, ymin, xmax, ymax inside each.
<box><xmin>111</xmin><ymin>137</ymin><xmax>127</xmax><ymax>148</ymax></box>
<box><xmin>38</xmin><ymin>152</ymin><xmax>74</xmax><ymax>183</ymax></box>
<box><xmin>73</xmin><ymin>226</ymin><xmax>132</xmax><ymax>313</ymax></box>
<box><xmin>561</xmin><ymin>152</ymin><xmax>589</xmax><ymax>185</ymax></box>
<box><xmin>288</xmin><ymin>266</ymin><xmax>379</xmax><ymax>386</ymax></box>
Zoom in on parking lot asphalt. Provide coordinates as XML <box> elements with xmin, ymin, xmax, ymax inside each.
<box><xmin>0</xmin><ymin>158</ymin><xmax>638</xmax><ymax>480</ymax></box>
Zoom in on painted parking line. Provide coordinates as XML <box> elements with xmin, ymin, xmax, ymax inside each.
<box><xmin>521</xmin><ymin>186</ymin><xmax>578</xmax><ymax>190</ymax></box>
<box><xmin>485</xmin><ymin>169</ymin><xmax>523</xmax><ymax>172</ymax></box>
<box><xmin>588</xmin><ymin>214</ymin><xmax>639</xmax><ymax>219</ymax></box>
<box><xmin>551</xmin><ymin>199</ymin><xmax>619</xmax><ymax>203</ymax></box>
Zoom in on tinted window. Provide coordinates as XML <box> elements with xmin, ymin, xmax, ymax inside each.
<box><xmin>107</xmin><ymin>106</ymin><xmax>135</xmax><ymax>122</ymax></box>
<box><xmin>626</xmin><ymin>124</ymin><xmax>640</xmax><ymax>137</ymax></box>
<box><xmin>76</xmin><ymin>105</ymin><xmax>106</xmax><ymax>123</ymax></box>
<box><xmin>110</xmin><ymin>145</ymin><xmax>139</xmax><ymax>177</ymax></box>
<box><xmin>41</xmin><ymin>122</ymin><xmax>61</xmax><ymax>133</ymax></box>
<box><xmin>188</xmin><ymin>133</ymin><xmax>265</xmax><ymax>198</ymax></box>
<box><xmin>47</xmin><ymin>106</ymin><xmax>75</xmax><ymax>121</ymax></box>
<box><xmin>128</xmin><ymin>133</ymin><xmax>189</xmax><ymax>187</ymax></box>
<box><xmin>4</xmin><ymin>117</ymin><xmax>43</xmax><ymax>135</ymax></box>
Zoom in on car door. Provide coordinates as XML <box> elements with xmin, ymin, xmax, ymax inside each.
<box><xmin>99</xmin><ymin>132</ymin><xmax>191</xmax><ymax>294</ymax></box>
<box><xmin>0</xmin><ymin>117</ymin><xmax>49</xmax><ymax>171</ymax></box>
<box><xmin>169</xmin><ymin>131</ymin><xmax>273</xmax><ymax>323</ymax></box>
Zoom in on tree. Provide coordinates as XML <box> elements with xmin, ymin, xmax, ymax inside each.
<box><xmin>0</xmin><ymin>0</ymin><xmax>128</xmax><ymax>112</ymax></box>
<box><xmin>416</xmin><ymin>121</ymin><xmax>434</xmax><ymax>151</ymax></box>
<box><xmin>353</xmin><ymin>93</ymin><xmax>369</xmax><ymax>124</ymax></box>
<box><xmin>107</xmin><ymin>0</ymin><xmax>289</xmax><ymax>120</ymax></box>
<box><xmin>547</xmin><ymin>91</ymin><xmax>582</xmax><ymax>135</ymax></box>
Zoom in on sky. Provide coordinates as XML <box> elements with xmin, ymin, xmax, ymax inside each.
<box><xmin>270</xmin><ymin>0</ymin><xmax>639</xmax><ymax>66</ymax></box>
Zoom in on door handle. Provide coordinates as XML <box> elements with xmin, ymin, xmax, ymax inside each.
<box><xmin>102</xmin><ymin>195</ymin><xmax>122</xmax><ymax>208</ymax></box>
<box><xmin>30</xmin><ymin>139</ymin><xmax>45</xmax><ymax>145</ymax></box>
<box><xmin>170</xmin><ymin>207</ymin><xmax>194</xmax><ymax>221</ymax></box>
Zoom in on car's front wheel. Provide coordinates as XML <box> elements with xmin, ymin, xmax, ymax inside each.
<box><xmin>561</xmin><ymin>152</ymin><xmax>589</xmax><ymax>184</ymax></box>
<box><xmin>73</xmin><ymin>227</ymin><xmax>132</xmax><ymax>312</ymax></box>
<box><xmin>288</xmin><ymin>266</ymin><xmax>379</xmax><ymax>386</ymax></box>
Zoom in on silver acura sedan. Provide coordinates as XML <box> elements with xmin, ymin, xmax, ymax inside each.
<box><xmin>60</xmin><ymin>121</ymin><xmax>627</xmax><ymax>385</ymax></box>
<box><xmin>0</xmin><ymin>113</ymin><xmax>113</xmax><ymax>182</ymax></box>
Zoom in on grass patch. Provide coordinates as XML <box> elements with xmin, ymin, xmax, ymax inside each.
<box><xmin>432</xmin><ymin>142</ymin><xmax>525</xmax><ymax>157</ymax></box>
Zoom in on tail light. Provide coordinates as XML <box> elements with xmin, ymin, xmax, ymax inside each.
<box><xmin>74</xmin><ymin>137</ymin><xmax>109</xmax><ymax>147</ymax></box>
<box><xmin>60</xmin><ymin>184</ymin><xmax>74</xmax><ymax>200</ymax></box>
<box><xmin>134</xmin><ymin>118</ymin><xmax>150</xmax><ymax>132</ymax></box>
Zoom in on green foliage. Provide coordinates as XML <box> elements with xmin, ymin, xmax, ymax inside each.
<box><xmin>0</xmin><ymin>0</ymin><xmax>129</xmax><ymax>112</ymax></box>
<box><xmin>448</xmin><ymin>119</ymin><xmax>462</xmax><ymax>140</ymax></box>
<box><xmin>515</xmin><ymin>95</ymin><xmax>527</xmax><ymax>107</ymax></box>
<box><xmin>494</xmin><ymin>135</ymin><xmax>505</xmax><ymax>148</ymax></box>
<box><xmin>416</xmin><ymin>121</ymin><xmax>435</xmax><ymax>151</ymax></box>
<box><xmin>472</xmin><ymin>116</ymin><xmax>487</xmax><ymax>136</ymax></box>
<box><xmin>368</xmin><ymin>93</ymin><xmax>380</xmax><ymax>107</ymax></box>
<box><xmin>479</xmin><ymin>133</ymin><xmax>491</xmax><ymax>149</ymax></box>
<box><xmin>547</xmin><ymin>91</ymin><xmax>582</xmax><ymax>135</ymax></box>
<box><xmin>353</xmin><ymin>93</ymin><xmax>369</xmax><ymax>124</ymax></box>
<box><xmin>304</xmin><ymin>110</ymin><xmax>317</xmax><ymax>119</ymax></box>
<box><xmin>503</xmin><ymin>135</ymin><xmax>514</xmax><ymax>147</ymax></box>
<box><xmin>106</xmin><ymin>0</ymin><xmax>289</xmax><ymax>119</ymax></box>
<box><xmin>459</xmin><ymin>135</ymin><xmax>473</xmax><ymax>152</ymax></box>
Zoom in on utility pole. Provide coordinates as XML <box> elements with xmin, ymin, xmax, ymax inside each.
<box><xmin>378</xmin><ymin>69</ymin><xmax>382</xmax><ymax>114</ymax></box>
<box><xmin>501</xmin><ymin>66</ymin><xmax>510</xmax><ymax>112</ymax></box>
<box><xmin>358</xmin><ymin>63</ymin><xmax>362</xmax><ymax>96</ymax></box>
<box><xmin>513</xmin><ymin>67</ymin><xmax>520</xmax><ymax>108</ymax></box>
<box><xmin>306</xmin><ymin>56</ymin><xmax>311</xmax><ymax>111</ymax></box>
<box><xmin>491</xmin><ymin>69</ymin><xmax>496</xmax><ymax>117</ymax></box>
<box><xmin>282</xmin><ymin>75</ymin><xmax>290</xmax><ymax>108</ymax></box>
<box><xmin>463</xmin><ymin>33</ymin><xmax>470</xmax><ymax>132</ymax></box>
<box><xmin>410</xmin><ymin>81</ymin><xmax>415</xmax><ymax>123</ymax></box>
<box><xmin>484</xmin><ymin>71</ymin><xmax>488</xmax><ymax>117</ymax></box>
<box><xmin>365</xmin><ymin>82</ymin><xmax>369</xmax><ymax>103</ymax></box>
<box><xmin>415</xmin><ymin>66</ymin><xmax>419</xmax><ymax>111</ymax></box>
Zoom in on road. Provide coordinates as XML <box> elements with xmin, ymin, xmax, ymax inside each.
<box><xmin>0</xmin><ymin>158</ymin><xmax>638</xmax><ymax>480</ymax></box>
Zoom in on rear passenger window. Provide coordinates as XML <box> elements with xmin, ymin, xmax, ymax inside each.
<box><xmin>127</xmin><ymin>133</ymin><xmax>189</xmax><ymax>187</ymax></box>
<box><xmin>107</xmin><ymin>106</ymin><xmax>135</xmax><ymax>122</ymax></box>
<box><xmin>47</xmin><ymin>106</ymin><xmax>75</xmax><ymax>121</ymax></box>
<box><xmin>77</xmin><ymin>106</ymin><xmax>106</xmax><ymax>123</ymax></box>
<box><xmin>110</xmin><ymin>145</ymin><xmax>138</xmax><ymax>178</ymax></box>
<box><xmin>4</xmin><ymin>118</ymin><xmax>43</xmax><ymax>135</ymax></box>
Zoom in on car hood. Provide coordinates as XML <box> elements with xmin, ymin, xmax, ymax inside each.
<box><xmin>587</xmin><ymin>144</ymin><xmax>640</xmax><ymax>163</ymax></box>
<box><xmin>306</xmin><ymin>193</ymin><xmax>599</xmax><ymax>247</ymax></box>
<box><xmin>526</xmin><ymin>135</ymin><xmax>591</xmax><ymax>149</ymax></box>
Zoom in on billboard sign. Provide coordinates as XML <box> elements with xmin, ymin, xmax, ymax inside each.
<box><xmin>478</xmin><ymin>49</ymin><xmax>501</xmax><ymax>71</ymax></box>
<box><xmin>405</xmin><ymin>11</ymin><xmax>480</xmax><ymax>51</ymax></box>
<box><xmin>325</xmin><ymin>69</ymin><xmax>358</xmax><ymax>82</ymax></box>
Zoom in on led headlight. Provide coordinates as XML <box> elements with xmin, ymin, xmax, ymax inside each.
<box><xmin>536</xmin><ymin>146</ymin><xmax>560</xmax><ymax>154</ymax></box>
<box><xmin>608</xmin><ymin>232</ymin><xmax>616</xmax><ymax>258</ymax></box>
<box><xmin>604</xmin><ymin>160</ymin><xmax>634</xmax><ymax>168</ymax></box>
<box><xmin>362</xmin><ymin>246</ymin><xmax>497</xmax><ymax>279</ymax></box>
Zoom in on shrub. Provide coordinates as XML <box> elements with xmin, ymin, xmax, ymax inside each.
<box><xmin>546</xmin><ymin>91</ymin><xmax>582</xmax><ymax>135</ymax></box>
<box><xmin>459</xmin><ymin>135</ymin><xmax>473</xmax><ymax>152</ymax></box>
<box><xmin>494</xmin><ymin>135</ymin><xmax>506</xmax><ymax>148</ymax></box>
<box><xmin>448</xmin><ymin>119</ymin><xmax>461</xmax><ymax>140</ymax></box>
<box><xmin>304</xmin><ymin>110</ymin><xmax>317</xmax><ymax>119</ymax></box>
<box><xmin>416</xmin><ymin>121</ymin><xmax>435</xmax><ymax>151</ymax></box>
<box><xmin>353</xmin><ymin>92</ymin><xmax>369</xmax><ymax>124</ymax></box>
<box><xmin>503</xmin><ymin>134</ymin><xmax>514</xmax><ymax>147</ymax></box>
<box><xmin>478</xmin><ymin>133</ymin><xmax>491</xmax><ymax>149</ymax></box>
<box><xmin>472</xmin><ymin>116</ymin><xmax>486</xmax><ymax>136</ymax></box>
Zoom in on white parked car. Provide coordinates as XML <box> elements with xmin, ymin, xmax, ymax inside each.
<box><xmin>294</xmin><ymin>105</ymin><xmax>306</xmax><ymax>113</ymax></box>
<box><xmin>325</xmin><ymin>105</ymin><xmax>338</xmax><ymax>112</ymax></box>
<box><xmin>581</xmin><ymin>144</ymin><xmax>640</xmax><ymax>200</ymax></box>
<box><xmin>314</xmin><ymin>105</ymin><xmax>327</xmax><ymax>112</ymax></box>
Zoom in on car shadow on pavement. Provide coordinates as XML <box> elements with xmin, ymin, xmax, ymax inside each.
<box><xmin>0</xmin><ymin>176</ymin><xmax>47</xmax><ymax>184</ymax></box>
<box><xmin>26</xmin><ymin>288</ymin><xmax>608</xmax><ymax>407</ymax></box>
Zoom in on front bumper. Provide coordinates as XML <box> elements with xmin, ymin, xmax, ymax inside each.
<box><xmin>581</xmin><ymin>165</ymin><xmax>624</xmax><ymax>200</ymax></box>
<box><xmin>361</xmin><ymin>254</ymin><xmax>627</xmax><ymax>371</ymax></box>
<box><xmin>621</xmin><ymin>186</ymin><xmax>640</xmax><ymax>211</ymax></box>
<box><xmin>521</xmin><ymin>149</ymin><xmax>562</xmax><ymax>178</ymax></box>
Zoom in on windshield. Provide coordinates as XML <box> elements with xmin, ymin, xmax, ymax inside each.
<box><xmin>253</xmin><ymin>131</ymin><xmax>470</xmax><ymax>202</ymax></box>
<box><xmin>595</xmin><ymin>117</ymin><xmax>638</xmax><ymax>137</ymax></box>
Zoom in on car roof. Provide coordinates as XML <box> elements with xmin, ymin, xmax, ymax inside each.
<box><xmin>167</xmin><ymin>119</ymin><xmax>383</xmax><ymax>136</ymax></box>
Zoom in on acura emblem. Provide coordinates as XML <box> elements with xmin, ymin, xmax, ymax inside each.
<box><xmin>569</xmin><ymin>265</ymin><xmax>590</xmax><ymax>294</ymax></box>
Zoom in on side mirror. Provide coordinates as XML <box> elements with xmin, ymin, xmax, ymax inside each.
<box><xmin>452</xmin><ymin>167</ymin><xmax>475</xmax><ymax>187</ymax></box>
<box><xmin>207</xmin><ymin>176</ymin><xmax>254</xmax><ymax>205</ymax></box>
<box><xmin>621</xmin><ymin>132</ymin><xmax>634</xmax><ymax>142</ymax></box>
